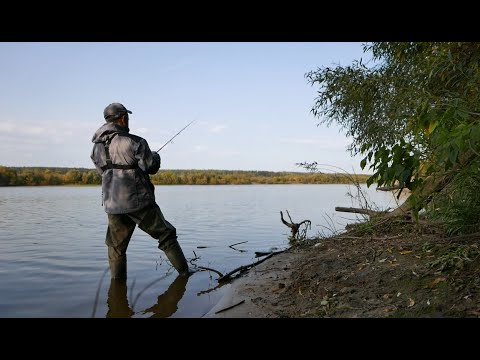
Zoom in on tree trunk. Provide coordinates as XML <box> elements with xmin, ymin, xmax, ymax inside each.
<box><xmin>388</xmin><ymin>151</ymin><xmax>476</xmax><ymax>217</ymax></box>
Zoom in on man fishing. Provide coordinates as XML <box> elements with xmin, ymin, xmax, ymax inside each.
<box><xmin>90</xmin><ymin>102</ymin><xmax>193</xmax><ymax>280</ymax></box>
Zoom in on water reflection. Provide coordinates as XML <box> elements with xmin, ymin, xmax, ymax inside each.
<box><xmin>106</xmin><ymin>279</ymin><xmax>135</xmax><ymax>318</ymax></box>
<box><xmin>106</xmin><ymin>274</ymin><xmax>189</xmax><ymax>318</ymax></box>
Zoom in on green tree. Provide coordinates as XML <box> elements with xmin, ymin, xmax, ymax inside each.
<box><xmin>306</xmin><ymin>42</ymin><xmax>480</xmax><ymax>231</ymax></box>
<box><xmin>0</xmin><ymin>166</ymin><xmax>16</xmax><ymax>186</ymax></box>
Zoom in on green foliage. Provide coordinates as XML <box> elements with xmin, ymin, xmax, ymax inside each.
<box><xmin>346</xmin><ymin>220</ymin><xmax>375</xmax><ymax>236</ymax></box>
<box><xmin>426</xmin><ymin>160</ymin><xmax>480</xmax><ymax>235</ymax></box>
<box><xmin>427</xmin><ymin>245</ymin><xmax>480</xmax><ymax>272</ymax></box>
<box><xmin>0</xmin><ymin>166</ymin><xmax>101</xmax><ymax>186</ymax></box>
<box><xmin>306</xmin><ymin>42</ymin><xmax>480</xmax><ymax>213</ymax></box>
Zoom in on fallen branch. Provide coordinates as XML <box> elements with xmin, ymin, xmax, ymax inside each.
<box><xmin>214</xmin><ymin>300</ymin><xmax>246</xmax><ymax>314</ymax></box>
<box><xmin>255</xmin><ymin>251</ymin><xmax>274</xmax><ymax>257</ymax></box>
<box><xmin>194</xmin><ymin>265</ymin><xmax>224</xmax><ymax>278</ymax></box>
<box><xmin>188</xmin><ymin>251</ymin><xmax>200</xmax><ymax>265</ymax></box>
<box><xmin>218</xmin><ymin>250</ymin><xmax>287</xmax><ymax>282</ymax></box>
<box><xmin>229</xmin><ymin>241</ymin><xmax>248</xmax><ymax>248</ymax></box>
<box><xmin>280</xmin><ymin>210</ymin><xmax>311</xmax><ymax>239</ymax></box>
<box><xmin>197</xmin><ymin>282</ymin><xmax>228</xmax><ymax>296</ymax></box>
<box><xmin>335</xmin><ymin>207</ymin><xmax>385</xmax><ymax>217</ymax></box>
<box><xmin>229</xmin><ymin>240</ymin><xmax>248</xmax><ymax>253</ymax></box>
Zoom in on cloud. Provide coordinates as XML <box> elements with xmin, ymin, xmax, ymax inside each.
<box><xmin>0</xmin><ymin>120</ymin><xmax>92</xmax><ymax>148</ymax></box>
<box><xmin>209</xmin><ymin>125</ymin><xmax>227</xmax><ymax>133</ymax></box>
<box><xmin>193</xmin><ymin>145</ymin><xmax>208</xmax><ymax>152</ymax></box>
<box><xmin>0</xmin><ymin>122</ymin><xmax>15</xmax><ymax>132</ymax></box>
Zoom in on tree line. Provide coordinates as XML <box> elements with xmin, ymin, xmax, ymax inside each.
<box><xmin>0</xmin><ymin>166</ymin><xmax>370</xmax><ymax>186</ymax></box>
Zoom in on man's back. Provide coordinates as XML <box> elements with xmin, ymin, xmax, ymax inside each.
<box><xmin>91</xmin><ymin>122</ymin><xmax>160</xmax><ymax>214</ymax></box>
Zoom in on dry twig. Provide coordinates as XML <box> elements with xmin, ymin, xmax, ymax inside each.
<box><xmin>214</xmin><ymin>300</ymin><xmax>246</xmax><ymax>314</ymax></box>
<box><xmin>218</xmin><ymin>250</ymin><xmax>286</xmax><ymax>282</ymax></box>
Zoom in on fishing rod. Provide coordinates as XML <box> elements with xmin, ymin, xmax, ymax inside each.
<box><xmin>155</xmin><ymin>118</ymin><xmax>197</xmax><ymax>153</ymax></box>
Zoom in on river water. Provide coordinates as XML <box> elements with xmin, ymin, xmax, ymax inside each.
<box><xmin>0</xmin><ymin>184</ymin><xmax>402</xmax><ymax>317</ymax></box>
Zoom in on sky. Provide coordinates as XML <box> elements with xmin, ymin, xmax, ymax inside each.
<box><xmin>0</xmin><ymin>42</ymin><xmax>372</xmax><ymax>174</ymax></box>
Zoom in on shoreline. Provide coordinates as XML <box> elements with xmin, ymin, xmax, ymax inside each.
<box><xmin>203</xmin><ymin>248</ymin><xmax>305</xmax><ymax>318</ymax></box>
<box><xmin>203</xmin><ymin>226</ymin><xmax>480</xmax><ymax>318</ymax></box>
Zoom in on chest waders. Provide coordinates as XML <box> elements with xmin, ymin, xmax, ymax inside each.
<box><xmin>102</xmin><ymin>134</ymin><xmax>192</xmax><ymax>279</ymax></box>
<box><xmin>102</xmin><ymin>134</ymin><xmax>136</xmax><ymax>280</ymax></box>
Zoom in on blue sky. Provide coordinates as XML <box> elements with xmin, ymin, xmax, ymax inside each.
<box><xmin>0</xmin><ymin>42</ymin><xmax>371</xmax><ymax>173</ymax></box>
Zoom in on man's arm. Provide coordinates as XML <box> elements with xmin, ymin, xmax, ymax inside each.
<box><xmin>136</xmin><ymin>139</ymin><xmax>161</xmax><ymax>174</ymax></box>
<box><xmin>90</xmin><ymin>144</ymin><xmax>104</xmax><ymax>176</ymax></box>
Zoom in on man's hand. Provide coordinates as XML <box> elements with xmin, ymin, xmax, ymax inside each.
<box><xmin>152</xmin><ymin>151</ymin><xmax>161</xmax><ymax>168</ymax></box>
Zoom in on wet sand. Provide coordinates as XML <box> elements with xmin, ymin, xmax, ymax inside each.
<box><xmin>203</xmin><ymin>249</ymin><xmax>304</xmax><ymax>318</ymax></box>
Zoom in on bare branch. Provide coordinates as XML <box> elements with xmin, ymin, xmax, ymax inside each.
<box><xmin>218</xmin><ymin>250</ymin><xmax>286</xmax><ymax>282</ymax></box>
<box><xmin>214</xmin><ymin>300</ymin><xmax>246</xmax><ymax>314</ymax></box>
<box><xmin>335</xmin><ymin>206</ymin><xmax>385</xmax><ymax>217</ymax></box>
<box><xmin>286</xmin><ymin>210</ymin><xmax>294</xmax><ymax>224</ymax></box>
<box><xmin>229</xmin><ymin>241</ymin><xmax>248</xmax><ymax>253</ymax></box>
<box><xmin>196</xmin><ymin>282</ymin><xmax>228</xmax><ymax>296</ymax></box>
<box><xmin>229</xmin><ymin>241</ymin><xmax>248</xmax><ymax>248</ymax></box>
<box><xmin>280</xmin><ymin>210</ymin><xmax>311</xmax><ymax>239</ymax></box>
<box><xmin>194</xmin><ymin>265</ymin><xmax>224</xmax><ymax>278</ymax></box>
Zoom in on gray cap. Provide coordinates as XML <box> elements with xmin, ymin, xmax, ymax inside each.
<box><xmin>104</xmin><ymin>103</ymin><xmax>132</xmax><ymax>121</ymax></box>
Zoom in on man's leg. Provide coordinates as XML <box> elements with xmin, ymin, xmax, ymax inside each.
<box><xmin>105</xmin><ymin>214</ymin><xmax>136</xmax><ymax>280</ymax></box>
<box><xmin>134</xmin><ymin>204</ymin><xmax>190</xmax><ymax>276</ymax></box>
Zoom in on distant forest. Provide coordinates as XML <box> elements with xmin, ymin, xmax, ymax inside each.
<box><xmin>0</xmin><ymin>166</ymin><xmax>370</xmax><ymax>186</ymax></box>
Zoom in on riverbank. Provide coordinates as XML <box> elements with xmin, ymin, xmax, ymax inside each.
<box><xmin>204</xmin><ymin>219</ymin><xmax>480</xmax><ymax>318</ymax></box>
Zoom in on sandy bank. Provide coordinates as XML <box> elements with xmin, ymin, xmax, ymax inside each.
<box><xmin>203</xmin><ymin>249</ymin><xmax>305</xmax><ymax>318</ymax></box>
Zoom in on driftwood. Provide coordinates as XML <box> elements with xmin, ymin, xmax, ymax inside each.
<box><xmin>335</xmin><ymin>206</ymin><xmax>385</xmax><ymax>217</ymax></box>
<box><xmin>255</xmin><ymin>251</ymin><xmax>275</xmax><ymax>257</ymax></box>
<box><xmin>214</xmin><ymin>300</ymin><xmax>246</xmax><ymax>314</ymax></box>
<box><xmin>194</xmin><ymin>266</ymin><xmax>224</xmax><ymax>278</ymax></box>
<box><xmin>196</xmin><ymin>282</ymin><xmax>228</xmax><ymax>296</ymax></box>
<box><xmin>280</xmin><ymin>210</ymin><xmax>311</xmax><ymax>239</ymax></box>
<box><xmin>218</xmin><ymin>250</ymin><xmax>286</xmax><ymax>282</ymax></box>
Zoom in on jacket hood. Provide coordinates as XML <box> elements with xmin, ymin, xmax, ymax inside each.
<box><xmin>91</xmin><ymin>122</ymin><xmax>129</xmax><ymax>144</ymax></box>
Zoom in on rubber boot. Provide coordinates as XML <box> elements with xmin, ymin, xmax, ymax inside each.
<box><xmin>163</xmin><ymin>242</ymin><xmax>191</xmax><ymax>276</ymax></box>
<box><xmin>109</xmin><ymin>258</ymin><xmax>127</xmax><ymax>280</ymax></box>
